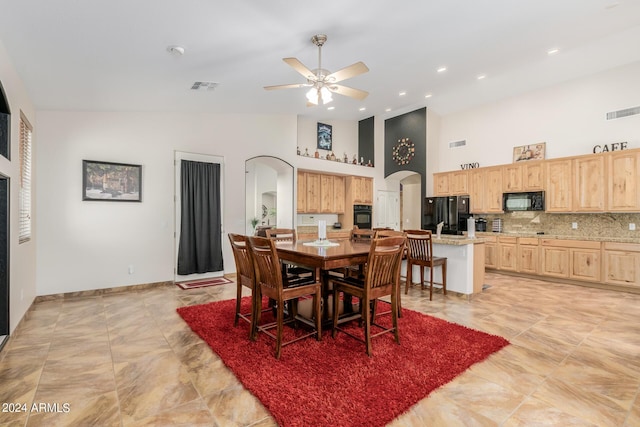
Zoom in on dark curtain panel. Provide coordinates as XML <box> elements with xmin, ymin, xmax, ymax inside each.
<box><xmin>177</xmin><ymin>160</ymin><xmax>223</xmax><ymax>275</ymax></box>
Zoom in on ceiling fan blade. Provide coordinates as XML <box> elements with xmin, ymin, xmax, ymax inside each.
<box><xmin>325</xmin><ymin>62</ymin><xmax>369</xmax><ymax>83</ymax></box>
<box><xmin>329</xmin><ymin>84</ymin><xmax>369</xmax><ymax>100</ymax></box>
<box><xmin>283</xmin><ymin>57</ymin><xmax>316</xmax><ymax>80</ymax></box>
<box><xmin>263</xmin><ymin>83</ymin><xmax>310</xmax><ymax>91</ymax></box>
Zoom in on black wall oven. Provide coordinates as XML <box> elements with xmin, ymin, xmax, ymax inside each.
<box><xmin>353</xmin><ymin>204</ymin><xmax>372</xmax><ymax>229</ymax></box>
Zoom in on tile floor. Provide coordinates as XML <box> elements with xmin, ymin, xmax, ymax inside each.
<box><xmin>0</xmin><ymin>272</ymin><xmax>639</xmax><ymax>426</ymax></box>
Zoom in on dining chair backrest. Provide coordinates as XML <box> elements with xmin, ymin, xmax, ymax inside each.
<box><xmin>374</xmin><ymin>229</ymin><xmax>405</xmax><ymax>238</ymax></box>
<box><xmin>247</xmin><ymin>236</ymin><xmax>284</xmax><ymax>298</ymax></box>
<box><xmin>404</xmin><ymin>229</ymin><xmax>433</xmax><ymax>262</ymax></box>
<box><xmin>228</xmin><ymin>233</ymin><xmax>255</xmax><ymax>288</ymax></box>
<box><xmin>265</xmin><ymin>228</ymin><xmax>297</xmax><ymax>242</ymax></box>
<box><xmin>350</xmin><ymin>227</ymin><xmax>376</xmax><ymax>243</ymax></box>
<box><xmin>365</xmin><ymin>236</ymin><xmax>406</xmax><ymax>293</ymax></box>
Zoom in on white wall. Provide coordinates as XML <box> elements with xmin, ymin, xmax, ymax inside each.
<box><xmin>434</xmin><ymin>61</ymin><xmax>640</xmax><ymax>173</ymax></box>
<box><xmin>0</xmin><ymin>40</ymin><xmax>37</xmax><ymax>333</ymax></box>
<box><xmin>297</xmin><ymin>116</ymin><xmax>359</xmax><ymax>161</ymax></box>
<box><xmin>36</xmin><ymin>112</ymin><xmax>297</xmax><ymax>295</ymax></box>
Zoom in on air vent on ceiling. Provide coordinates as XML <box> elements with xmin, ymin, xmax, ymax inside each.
<box><xmin>191</xmin><ymin>81</ymin><xmax>219</xmax><ymax>91</ymax></box>
<box><xmin>449</xmin><ymin>140</ymin><xmax>467</xmax><ymax>149</ymax></box>
<box><xmin>606</xmin><ymin>106</ymin><xmax>640</xmax><ymax>120</ymax></box>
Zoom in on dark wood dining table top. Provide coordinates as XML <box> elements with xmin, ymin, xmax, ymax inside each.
<box><xmin>275</xmin><ymin>239</ymin><xmax>371</xmax><ymax>271</ymax></box>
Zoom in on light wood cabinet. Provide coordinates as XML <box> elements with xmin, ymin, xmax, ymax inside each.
<box><xmin>570</xmin><ymin>246</ymin><xmax>601</xmax><ymax>282</ymax></box>
<box><xmin>502</xmin><ymin>164</ymin><xmax>523</xmax><ymax>192</ymax></box>
<box><xmin>350</xmin><ymin>176</ymin><xmax>373</xmax><ymax>204</ymax></box>
<box><xmin>607</xmin><ymin>150</ymin><xmax>640</xmax><ymax>211</ymax></box>
<box><xmin>540</xmin><ymin>239</ymin><xmax>601</xmax><ymax>281</ymax></box>
<box><xmin>522</xmin><ymin>162</ymin><xmax>545</xmax><ymax>190</ymax></box>
<box><xmin>333</xmin><ymin>176</ymin><xmax>345</xmax><ymax>214</ymax></box>
<box><xmin>450</xmin><ymin>170</ymin><xmax>469</xmax><ymax>195</ymax></box>
<box><xmin>603</xmin><ymin>242</ymin><xmax>640</xmax><ymax>288</ymax></box>
<box><xmin>498</xmin><ymin>236</ymin><xmax>517</xmax><ymax>271</ymax></box>
<box><xmin>484</xmin><ymin>167</ymin><xmax>503</xmax><ymax>213</ymax></box>
<box><xmin>297</xmin><ymin>170</ymin><xmax>306</xmax><ymax>213</ymax></box>
<box><xmin>320</xmin><ymin>174</ymin><xmax>334</xmax><ymax>213</ymax></box>
<box><xmin>517</xmin><ymin>237</ymin><xmax>539</xmax><ymax>274</ymax></box>
<box><xmin>573</xmin><ymin>155</ymin><xmax>605</xmax><ymax>212</ymax></box>
<box><xmin>468</xmin><ymin>168</ymin><xmax>485</xmax><ymax>213</ymax></box>
<box><xmin>545</xmin><ymin>159</ymin><xmax>572</xmax><ymax>212</ymax></box>
<box><xmin>305</xmin><ymin>172</ymin><xmax>321</xmax><ymax>213</ymax></box>
<box><xmin>433</xmin><ymin>171</ymin><xmax>468</xmax><ymax>196</ymax></box>
<box><xmin>297</xmin><ymin>171</ymin><xmax>346</xmax><ymax>214</ymax></box>
<box><xmin>433</xmin><ymin>172</ymin><xmax>450</xmax><ymax>196</ymax></box>
<box><xmin>484</xmin><ymin>235</ymin><xmax>499</xmax><ymax>269</ymax></box>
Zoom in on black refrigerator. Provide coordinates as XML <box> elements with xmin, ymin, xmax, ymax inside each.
<box><xmin>423</xmin><ymin>196</ymin><xmax>470</xmax><ymax>235</ymax></box>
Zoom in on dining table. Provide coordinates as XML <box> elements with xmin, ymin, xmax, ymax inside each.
<box><xmin>275</xmin><ymin>239</ymin><xmax>371</xmax><ymax>319</ymax></box>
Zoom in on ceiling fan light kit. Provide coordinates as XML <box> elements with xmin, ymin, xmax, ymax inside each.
<box><xmin>264</xmin><ymin>34</ymin><xmax>369</xmax><ymax>106</ymax></box>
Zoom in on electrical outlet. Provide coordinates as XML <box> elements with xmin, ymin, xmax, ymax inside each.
<box><xmin>128</xmin><ymin>265</ymin><xmax>134</xmax><ymax>275</ymax></box>
<box><xmin>630</xmin><ymin>223</ymin><xmax>636</xmax><ymax>231</ymax></box>
<box><xmin>571</xmin><ymin>222</ymin><xmax>578</xmax><ymax>230</ymax></box>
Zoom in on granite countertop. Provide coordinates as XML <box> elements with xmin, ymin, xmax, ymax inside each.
<box><xmin>431</xmin><ymin>236</ymin><xmax>488</xmax><ymax>245</ymax></box>
<box><xmin>476</xmin><ymin>231</ymin><xmax>640</xmax><ymax>244</ymax></box>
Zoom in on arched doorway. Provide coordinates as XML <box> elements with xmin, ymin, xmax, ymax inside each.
<box><xmin>383</xmin><ymin>171</ymin><xmax>422</xmax><ymax>231</ymax></box>
<box><xmin>245</xmin><ymin>156</ymin><xmax>294</xmax><ymax>235</ymax></box>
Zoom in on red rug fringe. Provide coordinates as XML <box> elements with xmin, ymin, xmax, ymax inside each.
<box><xmin>175</xmin><ymin>277</ymin><xmax>233</xmax><ymax>290</ymax></box>
<box><xmin>177</xmin><ymin>297</ymin><xmax>509</xmax><ymax>427</ymax></box>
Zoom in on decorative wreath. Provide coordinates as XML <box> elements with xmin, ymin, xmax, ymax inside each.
<box><xmin>392</xmin><ymin>138</ymin><xmax>415</xmax><ymax>165</ymax></box>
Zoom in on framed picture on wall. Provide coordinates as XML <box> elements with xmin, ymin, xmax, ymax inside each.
<box><xmin>82</xmin><ymin>160</ymin><xmax>142</xmax><ymax>202</ymax></box>
<box><xmin>317</xmin><ymin>122</ymin><xmax>332</xmax><ymax>151</ymax></box>
<box><xmin>513</xmin><ymin>142</ymin><xmax>546</xmax><ymax>162</ymax></box>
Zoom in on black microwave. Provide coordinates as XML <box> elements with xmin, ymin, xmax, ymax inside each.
<box><xmin>503</xmin><ymin>191</ymin><xmax>545</xmax><ymax>212</ymax></box>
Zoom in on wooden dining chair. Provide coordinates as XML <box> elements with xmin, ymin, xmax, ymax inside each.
<box><xmin>350</xmin><ymin>226</ymin><xmax>376</xmax><ymax>243</ymax></box>
<box><xmin>228</xmin><ymin>233</ymin><xmax>267</xmax><ymax>338</ymax></box>
<box><xmin>329</xmin><ymin>236</ymin><xmax>406</xmax><ymax>356</ymax></box>
<box><xmin>372</xmin><ymin>229</ymin><xmax>406</xmax><ymax>316</ymax></box>
<box><xmin>404</xmin><ymin>229</ymin><xmax>447</xmax><ymax>300</ymax></box>
<box><xmin>247</xmin><ymin>236</ymin><xmax>322</xmax><ymax>359</ymax></box>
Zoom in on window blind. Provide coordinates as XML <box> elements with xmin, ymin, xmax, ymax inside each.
<box><xmin>19</xmin><ymin>114</ymin><xmax>32</xmax><ymax>243</ymax></box>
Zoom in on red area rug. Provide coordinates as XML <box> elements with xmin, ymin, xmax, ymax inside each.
<box><xmin>177</xmin><ymin>298</ymin><xmax>509</xmax><ymax>427</ymax></box>
<box><xmin>175</xmin><ymin>277</ymin><xmax>232</xmax><ymax>290</ymax></box>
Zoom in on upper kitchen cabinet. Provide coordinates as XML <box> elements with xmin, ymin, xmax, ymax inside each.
<box><xmin>298</xmin><ymin>170</ymin><xmax>347</xmax><ymax>214</ymax></box>
<box><xmin>348</xmin><ymin>176</ymin><xmax>373</xmax><ymax>205</ymax></box>
<box><xmin>433</xmin><ymin>172</ymin><xmax>450</xmax><ymax>196</ymax></box>
<box><xmin>573</xmin><ymin>155</ymin><xmax>605</xmax><ymax>212</ymax></box>
<box><xmin>468</xmin><ymin>168</ymin><xmax>485</xmax><ymax>213</ymax></box>
<box><xmin>484</xmin><ymin>167</ymin><xmax>503</xmax><ymax>213</ymax></box>
<box><xmin>545</xmin><ymin>159</ymin><xmax>572</xmax><ymax>212</ymax></box>
<box><xmin>607</xmin><ymin>150</ymin><xmax>640</xmax><ymax>211</ymax></box>
<box><xmin>433</xmin><ymin>170</ymin><xmax>468</xmax><ymax>196</ymax></box>
<box><xmin>503</xmin><ymin>161</ymin><xmax>544</xmax><ymax>192</ymax></box>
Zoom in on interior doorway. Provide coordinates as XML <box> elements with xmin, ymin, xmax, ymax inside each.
<box><xmin>0</xmin><ymin>176</ymin><xmax>9</xmax><ymax>351</ymax></box>
<box><xmin>174</xmin><ymin>151</ymin><xmax>224</xmax><ymax>283</ymax></box>
<box><xmin>385</xmin><ymin>171</ymin><xmax>422</xmax><ymax>231</ymax></box>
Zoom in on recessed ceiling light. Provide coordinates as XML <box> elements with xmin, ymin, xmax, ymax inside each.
<box><xmin>327</xmin><ymin>106</ymin><xmax>335</xmax><ymax>110</ymax></box>
<box><xmin>547</xmin><ymin>48</ymin><xmax>559</xmax><ymax>55</ymax></box>
<box><xmin>477</xmin><ymin>74</ymin><xmax>486</xmax><ymax>80</ymax></box>
<box><xmin>424</xmin><ymin>93</ymin><xmax>433</xmax><ymax>99</ymax></box>
<box><xmin>359</xmin><ymin>107</ymin><xmax>366</xmax><ymax>111</ymax></box>
<box><xmin>167</xmin><ymin>45</ymin><xmax>185</xmax><ymax>56</ymax></box>
<box><xmin>385</xmin><ymin>108</ymin><xmax>391</xmax><ymax>112</ymax></box>
<box><xmin>437</xmin><ymin>66</ymin><xmax>447</xmax><ymax>73</ymax></box>
<box><xmin>399</xmin><ymin>91</ymin><xmax>406</xmax><ymax>96</ymax></box>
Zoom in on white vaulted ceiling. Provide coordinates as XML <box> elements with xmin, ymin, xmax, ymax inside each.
<box><xmin>0</xmin><ymin>1</ymin><xmax>639</xmax><ymax>121</ymax></box>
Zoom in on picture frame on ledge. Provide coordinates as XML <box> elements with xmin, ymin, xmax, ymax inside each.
<box><xmin>82</xmin><ymin>160</ymin><xmax>142</xmax><ymax>202</ymax></box>
<box><xmin>317</xmin><ymin>122</ymin><xmax>332</xmax><ymax>151</ymax></box>
<box><xmin>513</xmin><ymin>142</ymin><xmax>545</xmax><ymax>162</ymax></box>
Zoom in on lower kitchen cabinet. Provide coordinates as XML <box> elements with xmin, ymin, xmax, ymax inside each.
<box><xmin>603</xmin><ymin>242</ymin><xmax>640</xmax><ymax>288</ymax></box>
<box><xmin>517</xmin><ymin>237</ymin><xmax>539</xmax><ymax>274</ymax></box>
<box><xmin>540</xmin><ymin>239</ymin><xmax>601</xmax><ymax>282</ymax></box>
<box><xmin>498</xmin><ymin>236</ymin><xmax>517</xmax><ymax>271</ymax></box>
<box><xmin>484</xmin><ymin>235</ymin><xmax>499</xmax><ymax>269</ymax></box>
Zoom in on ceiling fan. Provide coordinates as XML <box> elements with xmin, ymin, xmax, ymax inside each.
<box><xmin>264</xmin><ymin>34</ymin><xmax>369</xmax><ymax>106</ymax></box>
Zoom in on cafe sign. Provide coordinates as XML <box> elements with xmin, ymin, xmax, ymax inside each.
<box><xmin>593</xmin><ymin>142</ymin><xmax>628</xmax><ymax>153</ymax></box>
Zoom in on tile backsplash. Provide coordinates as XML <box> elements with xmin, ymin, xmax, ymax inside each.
<box><xmin>477</xmin><ymin>212</ymin><xmax>640</xmax><ymax>239</ymax></box>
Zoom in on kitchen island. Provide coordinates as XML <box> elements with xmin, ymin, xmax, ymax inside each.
<box><xmin>406</xmin><ymin>235</ymin><xmax>487</xmax><ymax>297</ymax></box>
